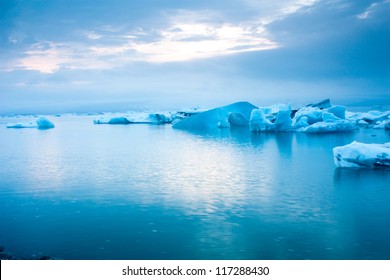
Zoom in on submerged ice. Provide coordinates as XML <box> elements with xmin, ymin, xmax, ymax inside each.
<box><xmin>333</xmin><ymin>141</ymin><xmax>390</xmax><ymax>168</ymax></box>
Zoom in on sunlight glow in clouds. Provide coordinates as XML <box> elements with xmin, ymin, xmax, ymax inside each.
<box><xmin>129</xmin><ymin>23</ymin><xmax>278</xmax><ymax>63</ymax></box>
<box><xmin>18</xmin><ymin>42</ymin><xmax>72</xmax><ymax>74</ymax></box>
<box><xmin>12</xmin><ymin>20</ymin><xmax>278</xmax><ymax>73</ymax></box>
<box><xmin>8</xmin><ymin>6</ymin><xmax>288</xmax><ymax>74</ymax></box>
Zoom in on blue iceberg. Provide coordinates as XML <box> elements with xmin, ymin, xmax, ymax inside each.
<box><xmin>173</xmin><ymin>102</ymin><xmax>258</xmax><ymax>130</ymax></box>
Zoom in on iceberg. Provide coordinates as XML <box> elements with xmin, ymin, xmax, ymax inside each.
<box><xmin>36</xmin><ymin>117</ymin><xmax>55</xmax><ymax>129</ymax></box>
<box><xmin>249</xmin><ymin>109</ymin><xmax>274</xmax><ymax>132</ymax></box>
<box><xmin>302</xmin><ymin>119</ymin><xmax>356</xmax><ymax>133</ymax></box>
<box><xmin>347</xmin><ymin>110</ymin><xmax>390</xmax><ymax>125</ymax></box>
<box><xmin>6</xmin><ymin>117</ymin><xmax>55</xmax><ymax>129</ymax></box>
<box><xmin>173</xmin><ymin>102</ymin><xmax>257</xmax><ymax>130</ymax></box>
<box><xmin>333</xmin><ymin>141</ymin><xmax>390</xmax><ymax>168</ymax></box>
<box><xmin>274</xmin><ymin>107</ymin><xmax>293</xmax><ymax>131</ymax></box>
<box><xmin>322</xmin><ymin>111</ymin><xmax>341</xmax><ymax>122</ymax></box>
<box><xmin>292</xmin><ymin>106</ymin><xmax>323</xmax><ymax>126</ymax></box>
<box><xmin>249</xmin><ymin>106</ymin><xmax>293</xmax><ymax>132</ymax></box>
<box><xmin>373</xmin><ymin>120</ymin><xmax>390</xmax><ymax>129</ymax></box>
<box><xmin>93</xmin><ymin>117</ymin><xmax>131</xmax><ymax>124</ymax></box>
<box><xmin>293</xmin><ymin>116</ymin><xmax>309</xmax><ymax>130</ymax></box>
<box><xmin>93</xmin><ymin>113</ymin><xmax>172</xmax><ymax>125</ymax></box>
<box><xmin>325</xmin><ymin>105</ymin><xmax>346</xmax><ymax>119</ymax></box>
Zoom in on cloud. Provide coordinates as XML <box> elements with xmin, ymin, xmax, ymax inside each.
<box><xmin>17</xmin><ymin>42</ymin><xmax>73</xmax><ymax>73</ymax></box>
<box><xmin>2</xmin><ymin>1</ymin><xmax>319</xmax><ymax>73</ymax></box>
<box><xmin>128</xmin><ymin>22</ymin><xmax>278</xmax><ymax>63</ymax></box>
<box><xmin>357</xmin><ymin>0</ymin><xmax>390</xmax><ymax>19</ymax></box>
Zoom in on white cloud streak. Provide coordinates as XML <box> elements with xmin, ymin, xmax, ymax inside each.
<box><xmin>357</xmin><ymin>0</ymin><xmax>389</xmax><ymax>20</ymax></box>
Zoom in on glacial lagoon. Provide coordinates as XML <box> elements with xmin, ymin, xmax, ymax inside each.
<box><xmin>0</xmin><ymin>114</ymin><xmax>389</xmax><ymax>259</ymax></box>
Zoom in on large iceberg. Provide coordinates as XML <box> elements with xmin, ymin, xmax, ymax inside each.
<box><xmin>173</xmin><ymin>102</ymin><xmax>257</xmax><ymax>130</ymax></box>
<box><xmin>333</xmin><ymin>141</ymin><xmax>390</xmax><ymax>168</ymax></box>
<box><xmin>6</xmin><ymin>117</ymin><xmax>55</xmax><ymax>130</ymax></box>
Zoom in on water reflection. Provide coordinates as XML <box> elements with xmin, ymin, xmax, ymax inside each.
<box><xmin>333</xmin><ymin>168</ymin><xmax>390</xmax><ymax>188</ymax></box>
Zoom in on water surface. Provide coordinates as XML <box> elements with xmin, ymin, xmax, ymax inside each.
<box><xmin>0</xmin><ymin>115</ymin><xmax>389</xmax><ymax>259</ymax></box>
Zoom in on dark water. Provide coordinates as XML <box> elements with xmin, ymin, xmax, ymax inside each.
<box><xmin>0</xmin><ymin>116</ymin><xmax>389</xmax><ymax>260</ymax></box>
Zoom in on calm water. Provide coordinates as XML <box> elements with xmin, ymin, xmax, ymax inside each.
<box><xmin>0</xmin><ymin>115</ymin><xmax>389</xmax><ymax>260</ymax></box>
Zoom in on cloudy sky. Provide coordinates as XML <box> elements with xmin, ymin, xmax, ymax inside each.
<box><xmin>0</xmin><ymin>0</ymin><xmax>389</xmax><ymax>114</ymax></box>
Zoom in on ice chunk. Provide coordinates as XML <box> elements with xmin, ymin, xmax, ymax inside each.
<box><xmin>292</xmin><ymin>106</ymin><xmax>323</xmax><ymax>126</ymax></box>
<box><xmin>6</xmin><ymin>117</ymin><xmax>54</xmax><ymax>129</ymax></box>
<box><xmin>302</xmin><ymin>119</ymin><xmax>356</xmax><ymax>133</ymax></box>
<box><xmin>147</xmin><ymin>113</ymin><xmax>171</xmax><ymax>124</ymax></box>
<box><xmin>249</xmin><ymin>109</ymin><xmax>274</xmax><ymax>132</ymax></box>
<box><xmin>333</xmin><ymin>141</ymin><xmax>390</xmax><ymax>168</ymax></box>
<box><xmin>274</xmin><ymin>107</ymin><xmax>293</xmax><ymax>131</ymax></box>
<box><xmin>322</xmin><ymin>111</ymin><xmax>340</xmax><ymax>122</ymax></box>
<box><xmin>373</xmin><ymin>120</ymin><xmax>390</xmax><ymax>129</ymax></box>
<box><xmin>93</xmin><ymin>117</ymin><xmax>131</xmax><ymax>124</ymax></box>
<box><xmin>357</xmin><ymin>120</ymin><xmax>369</xmax><ymax>126</ymax></box>
<box><xmin>346</xmin><ymin>110</ymin><xmax>390</xmax><ymax>127</ymax></box>
<box><xmin>93</xmin><ymin>112</ymin><xmax>173</xmax><ymax>125</ymax></box>
<box><xmin>173</xmin><ymin>102</ymin><xmax>257</xmax><ymax>130</ymax></box>
<box><xmin>360</xmin><ymin>110</ymin><xmax>390</xmax><ymax>124</ymax></box>
<box><xmin>36</xmin><ymin>117</ymin><xmax>55</xmax><ymax>129</ymax></box>
<box><xmin>6</xmin><ymin>122</ymin><xmax>37</xmax><ymax>128</ymax></box>
<box><xmin>294</xmin><ymin>116</ymin><xmax>309</xmax><ymax>130</ymax></box>
<box><xmin>250</xmin><ymin>107</ymin><xmax>293</xmax><ymax>132</ymax></box>
<box><xmin>325</xmin><ymin>105</ymin><xmax>346</xmax><ymax>119</ymax></box>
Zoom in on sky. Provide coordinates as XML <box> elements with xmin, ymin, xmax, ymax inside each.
<box><xmin>0</xmin><ymin>0</ymin><xmax>389</xmax><ymax>114</ymax></box>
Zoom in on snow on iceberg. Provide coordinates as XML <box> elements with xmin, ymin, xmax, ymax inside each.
<box><xmin>333</xmin><ymin>141</ymin><xmax>390</xmax><ymax>168</ymax></box>
<box><xmin>6</xmin><ymin>117</ymin><xmax>55</xmax><ymax>129</ymax></box>
<box><xmin>173</xmin><ymin>102</ymin><xmax>257</xmax><ymax>130</ymax></box>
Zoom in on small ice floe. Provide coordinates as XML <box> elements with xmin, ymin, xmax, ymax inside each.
<box><xmin>333</xmin><ymin>141</ymin><xmax>390</xmax><ymax>168</ymax></box>
<box><xmin>93</xmin><ymin>112</ymin><xmax>172</xmax><ymax>125</ymax></box>
<box><xmin>6</xmin><ymin>117</ymin><xmax>55</xmax><ymax>130</ymax></box>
